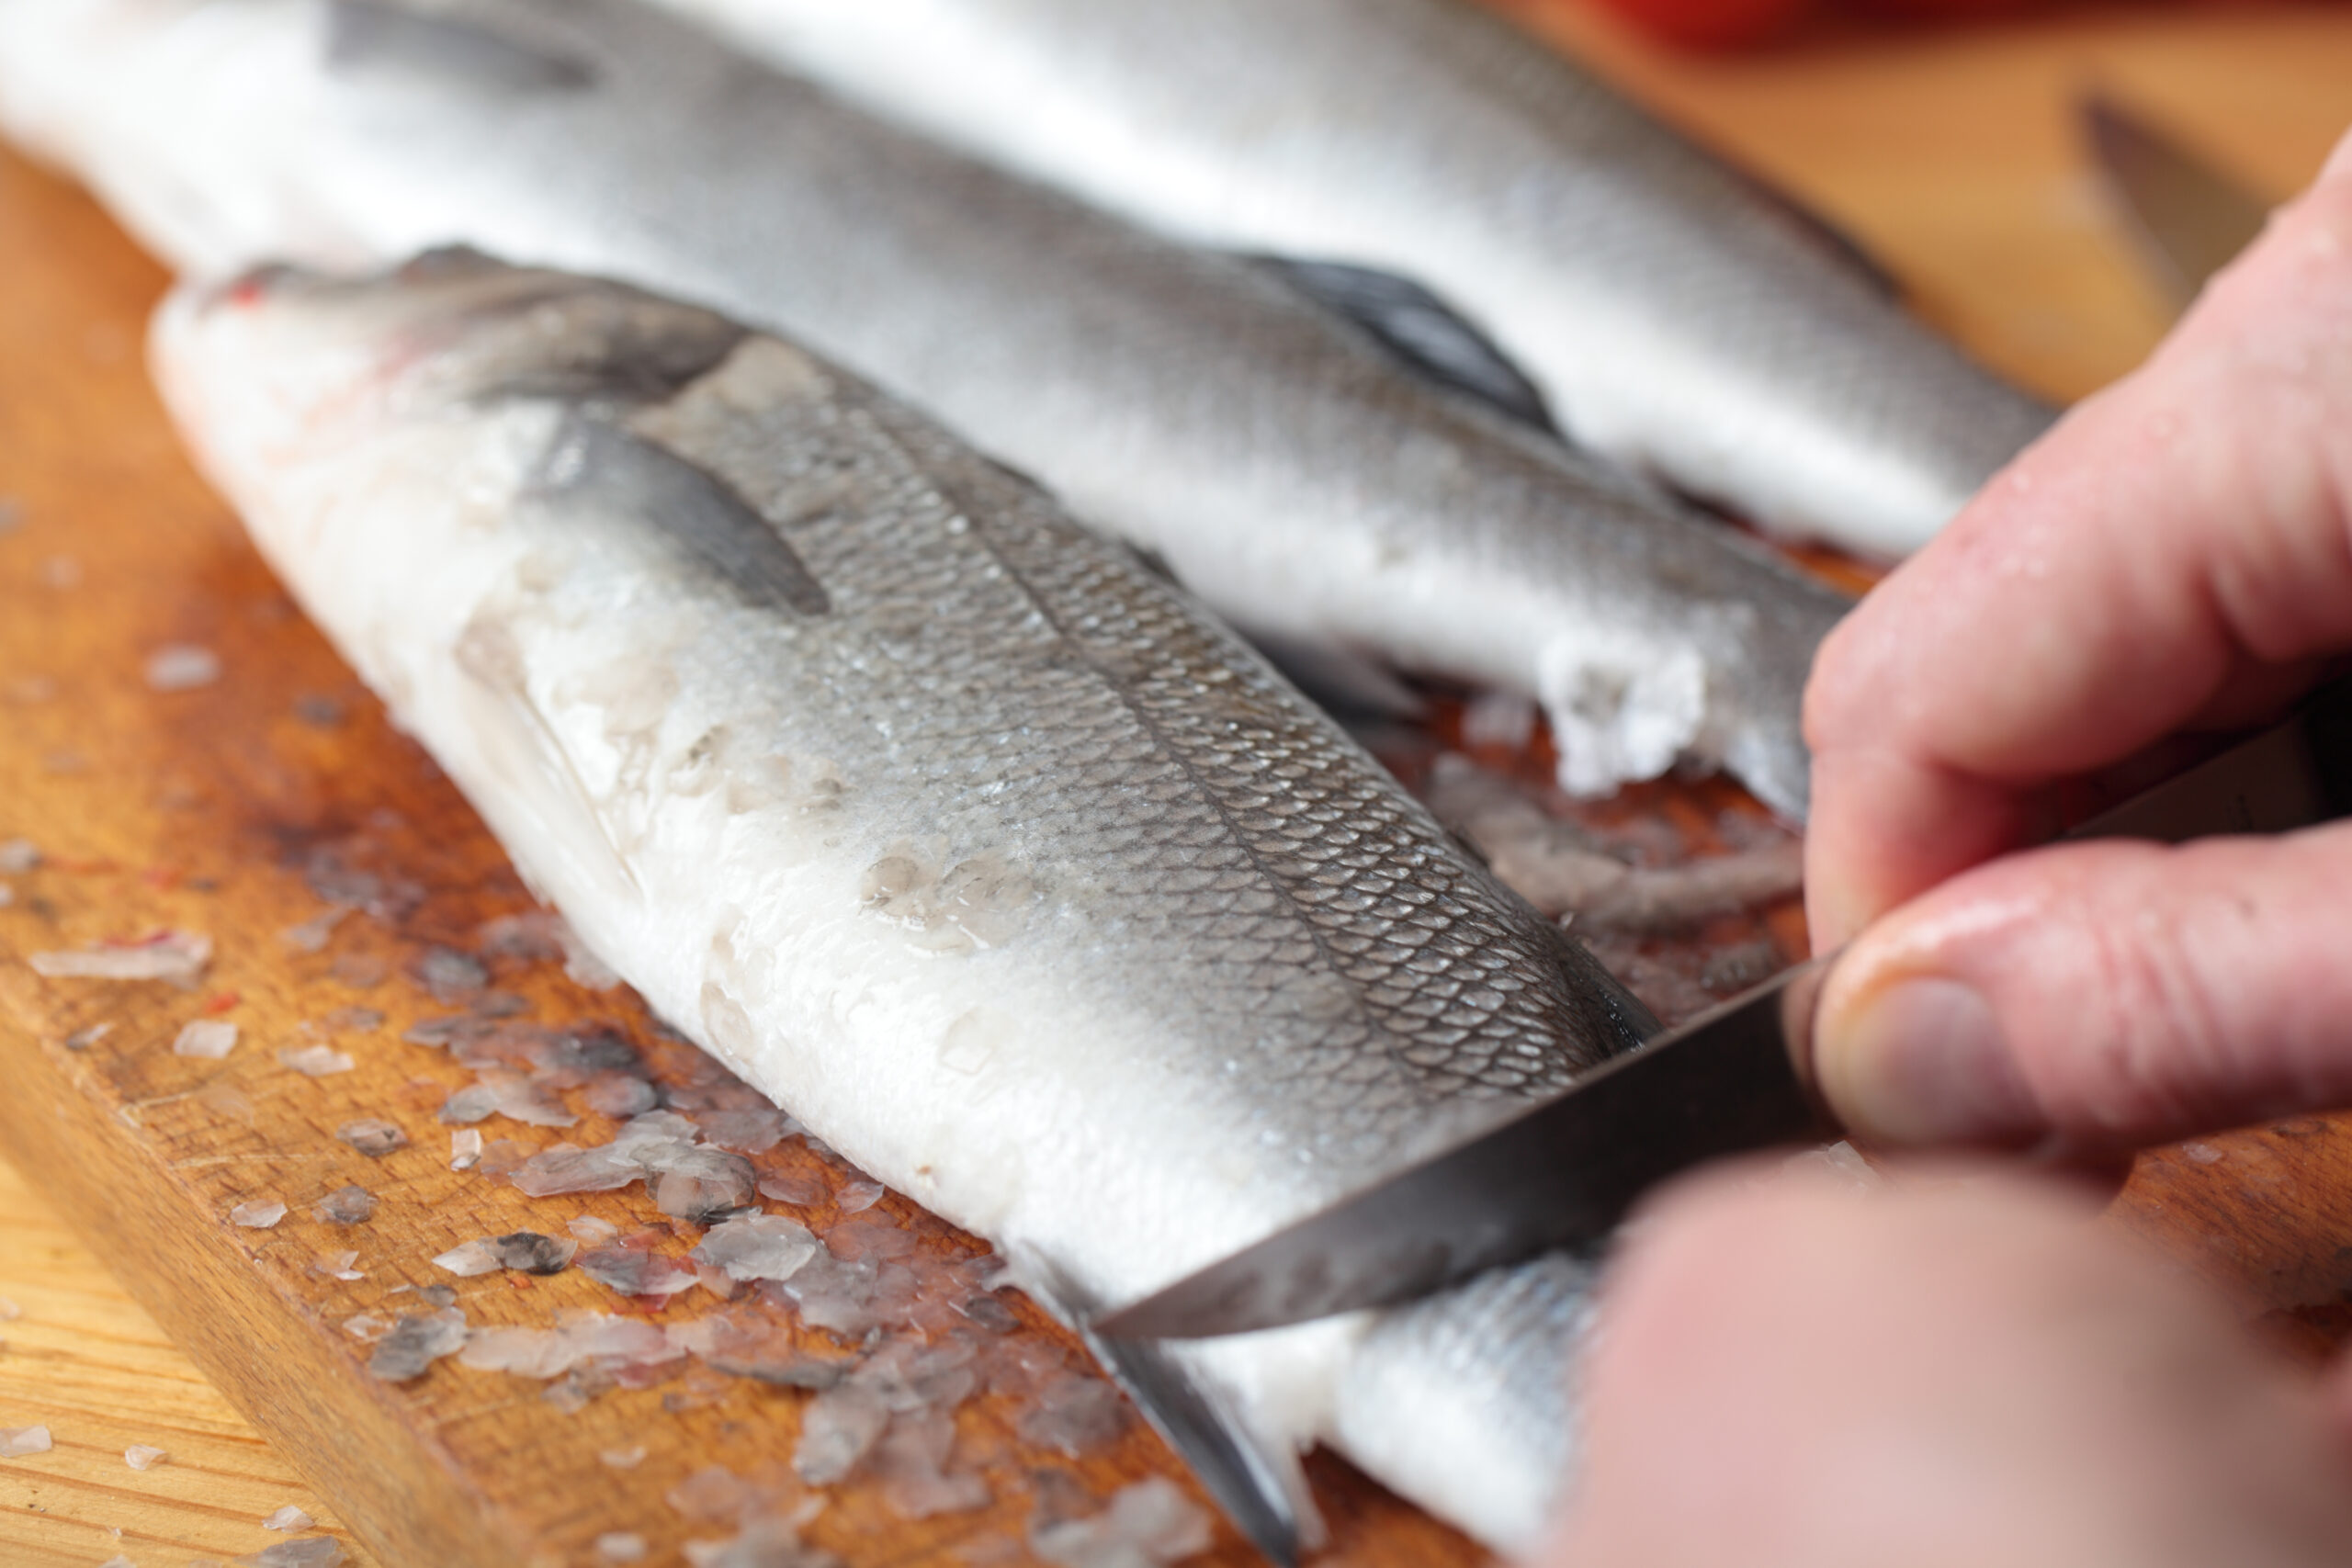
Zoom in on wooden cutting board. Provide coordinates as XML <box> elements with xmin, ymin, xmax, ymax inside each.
<box><xmin>3</xmin><ymin>6</ymin><xmax>2352</xmax><ymax>1566</ymax></box>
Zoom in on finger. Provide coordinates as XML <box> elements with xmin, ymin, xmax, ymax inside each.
<box><xmin>1809</xmin><ymin>821</ymin><xmax>2352</xmax><ymax>1150</ymax></box>
<box><xmin>1544</xmin><ymin>1162</ymin><xmax>2352</xmax><ymax>1568</ymax></box>
<box><xmin>1804</xmin><ymin>130</ymin><xmax>2352</xmax><ymax>948</ymax></box>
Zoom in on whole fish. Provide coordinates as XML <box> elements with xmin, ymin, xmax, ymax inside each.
<box><xmin>152</xmin><ymin>250</ymin><xmax>1642</xmax><ymax>1551</ymax></box>
<box><xmin>648</xmin><ymin>0</ymin><xmax>2058</xmax><ymax>557</ymax></box>
<box><xmin>0</xmin><ymin>0</ymin><xmax>1849</xmax><ymax>818</ymax></box>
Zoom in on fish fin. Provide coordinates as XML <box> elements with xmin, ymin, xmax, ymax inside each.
<box><xmin>449</xmin><ymin>616</ymin><xmax>642</xmax><ymax>910</ymax></box>
<box><xmin>325</xmin><ymin>0</ymin><xmax>595</xmax><ymax>94</ymax></box>
<box><xmin>529</xmin><ymin>416</ymin><xmax>831</xmax><ymax>616</ymax></box>
<box><xmin>1256</xmin><ymin>257</ymin><xmax>1558</xmax><ymax>434</ymax></box>
<box><xmin>1023</xmin><ymin>1258</ymin><xmax>1324</xmax><ymax>1568</ymax></box>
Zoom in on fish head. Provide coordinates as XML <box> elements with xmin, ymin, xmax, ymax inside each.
<box><xmin>151</xmin><ymin>249</ymin><xmax>749</xmax><ymax>459</ymax></box>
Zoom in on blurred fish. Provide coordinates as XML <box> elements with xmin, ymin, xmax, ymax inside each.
<box><xmin>153</xmin><ymin>251</ymin><xmax>1655</xmax><ymax>1554</ymax></box>
<box><xmin>0</xmin><ymin>0</ymin><xmax>1850</xmax><ymax>818</ymax></box>
<box><xmin>647</xmin><ymin>0</ymin><xmax>2057</xmax><ymax>556</ymax></box>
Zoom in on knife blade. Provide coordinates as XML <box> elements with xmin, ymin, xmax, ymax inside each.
<box><xmin>2081</xmin><ymin>90</ymin><xmax>2272</xmax><ymax>307</ymax></box>
<box><xmin>1095</xmin><ymin>674</ymin><xmax>2352</xmax><ymax>1341</ymax></box>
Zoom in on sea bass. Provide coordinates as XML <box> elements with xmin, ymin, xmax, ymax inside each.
<box><xmin>153</xmin><ymin>252</ymin><xmax>1635</xmax><ymax>1553</ymax></box>
<box><xmin>0</xmin><ymin>0</ymin><xmax>1849</xmax><ymax>818</ymax></box>
<box><xmin>647</xmin><ymin>0</ymin><xmax>2057</xmax><ymax>557</ymax></box>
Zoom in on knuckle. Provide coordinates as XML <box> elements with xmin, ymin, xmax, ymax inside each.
<box><xmin>2052</xmin><ymin>872</ymin><xmax>2231</xmax><ymax>1134</ymax></box>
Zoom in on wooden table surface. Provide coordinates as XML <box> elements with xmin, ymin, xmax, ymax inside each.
<box><xmin>4</xmin><ymin>5</ymin><xmax>2352</xmax><ymax>1567</ymax></box>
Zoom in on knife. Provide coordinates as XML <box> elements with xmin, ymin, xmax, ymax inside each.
<box><xmin>1095</xmin><ymin>674</ymin><xmax>2352</xmax><ymax>1341</ymax></box>
<box><xmin>2081</xmin><ymin>90</ymin><xmax>2272</xmax><ymax>308</ymax></box>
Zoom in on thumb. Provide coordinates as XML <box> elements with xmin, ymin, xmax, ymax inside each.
<box><xmin>1811</xmin><ymin>820</ymin><xmax>2352</xmax><ymax>1153</ymax></box>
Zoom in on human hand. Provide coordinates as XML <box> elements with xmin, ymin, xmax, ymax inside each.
<box><xmin>1801</xmin><ymin>124</ymin><xmax>2352</xmax><ymax>1153</ymax></box>
<box><xmin>1543</xmin><ymin>1161</ymin><xmax>2352</xmax><ymax>1568</ymax></box>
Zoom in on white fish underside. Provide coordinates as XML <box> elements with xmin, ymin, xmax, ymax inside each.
<box><xmin>151</xmin><ymin>255</ymin><xmax>1640</xmax><ymax>1551</ymax></box>
<box><xmin>0</xmin><ymin>0</ymin><xmax>1851</xmax><ymax>819</ymax></box>
<box><xmin>647</xmin><ymin>0</ymin><xmax>2058</xmax><ymax>557</ymax></box>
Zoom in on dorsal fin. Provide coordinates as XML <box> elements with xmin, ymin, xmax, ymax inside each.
<box><xmin>1258</xmin><ymin>256</ymin><xmax>1556</xmax><ymax>434</ymax></box>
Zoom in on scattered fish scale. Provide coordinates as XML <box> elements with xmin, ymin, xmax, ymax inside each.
<box><xmin>1032</xmin><ymin>1478</ymin><xmax>1213</xmax><ymax>1568</ymax></box>
<box><xmin>872</xmin><ymin>1408</ymin><xmax>990</xmax><ymax>1519</ymax></box>
<box><xmin>231</xmin><ymin>1200</ymin><xmax>287</xmax><ymax>1229</ymax></box>
<box><xmin>292</xmin><ymin>692</ymin><xmax>346</xmax><ymax>727</ymax></box>
<box><xmin>655</xmin><ymin>1155</ymin><xmax>760</xmax><ymax>1224</ymax></box>
<box><xmin>301</xmin><ymin>846</ymin><xmax>423</xmax><ymax>924</ymax></box>
<box><xmin>756</xmin><ymin>1171</ymin><xmax>825</xmax><ymax>1208</ymax></box>
<box><xmin>692</xmin><ymin>1107</ymin><xmax>795</xmax><ymax>1154</ymax></box>
<box><xmin>682</xmin><ymin>1519</ymin><xmax>839</xmax><ymax>1568</ymax></box>
<box><xmin>665</xmin><ymin>1463</ymin><xmax>771</xmax><ymax>1526</ymax></box>
<box><xmin>437</xmin><ymin>1084</ymin><xmax>497</xmax><ymax>1124</ymax></box>
<box><xmin>235</xmin><ymin>1540</ymin><xmax>346</xmax><ymax>1568</ymax></box>
<box><xmin>433</xmin><ymin>1232</ymin><xmax>578</xmax><ymax>1277</ymax></box>
<box><xmin>793</xmin><ymin>1382</ymin><xmax>892</xmax><ymax>1486</ymax></box>
<box><xmin>510</xmin><ymin>1145</ymin><xmax>646</xmax><ymax>1196</ymax></box>
<box><xmin>334</xmin><ymin>1118</ymin><xmax>408</xmax><ymax>1156</ymax></box>
<box><xmin>311</xmin><ymin>1185</ymin><xmax>377</xmax><ymax>1225</ymax></box>
<box><xmin>416</xmin><ymin>945</ymin><xmax>490</xmax><ymax>1001</ymax></box>
<box><xmin>1016</xmin><ymin>1372</ymin><xmax>1131</xmax><ymax>1459</ymax></box>
<box><xmin>144</xmin><ymin>641</ymin><xmax>222</xmax><ymax>691</ymax></box>
<box><xmin>366</xmin><ymin>1306</ymin><xmax>468</xmax><ymax>1382</ymax></box>
<box><xmin>577</xmin><ymin>1246</ymin><xmax>700</xmax><ymax>1299</ymax></box>
<box><xmin>459</xmin><ymin>1313</ymin><xmax>681</xmax><ymax>1379</ymax></box>
<box><xmin>277</xmin><ymin>906</ymin><xmax>348</xmax><ymax>953</ymax></box>
<box><xmin>277</xmin><ymin>1043</ymin><xmax>356</xmax><ymax>1077</ymax></box>
<box><xmin>0</xmin><ymin>1425</ymin><xmax>51</xmax><ymax>1458</ymax></box>
<box><xmin>173</xmin><ymin>1018</ymin><xmax>239</xmax><ymax>1058</ymax></box>
<box><xmin>582</xmin><ymin>1074</ymin><xmax>661</xmax><ymax>1117</ymax></box>
<box><xmin>690</xmin><ymin>1215</ymin><xmax>820</xmax><ymax>1283</ymax></box>
<box><xmin>314</xmin><ymin>1248</ymin><xmax>365</xmax><ymax>1282</ymax></box>
<box><xmin>28</xmin><ymin>931</ymin><xmax>210</xmax><ymax>983</ymax></box>
<box><xmin>480</xmin><ymin>909</ymin><xmax>621</xmax><ymax>989</ymax></box>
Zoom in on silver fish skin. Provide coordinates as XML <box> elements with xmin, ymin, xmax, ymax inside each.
<box><xmin>151</xmin><ymin>252</ymin><xmax>1645</xmax><ymax>1551</ymax></box>
<box><xmin>648</xmin><ymin>0</ymin><xmax>2058</xmax><ymax>557</ymax></box>
<box><xmin>0</xmin><ymin>0</ymin><xmax>1849</xmax><ymax>818</ymax></box>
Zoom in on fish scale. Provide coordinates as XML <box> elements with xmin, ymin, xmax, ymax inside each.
<box><xmin>153</xmin><ymin>255</ymin><xmax>1651</xmax><ymax>1551</ymax></box>
<box><xmin>0</xmin><ymin>0</ymin><xmax>1850</xmax><ymax>818</ymax></box>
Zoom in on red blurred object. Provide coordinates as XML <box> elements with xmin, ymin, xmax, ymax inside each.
<box><xmin>1846</xmin><ymin>0</ymin><xmax>2039</xmax><ymax>23</ymax></box>
<box><xmin>1587</xmin><ymin>0</ymin><xmax>1818</xmax><ymax>51</ymax></box>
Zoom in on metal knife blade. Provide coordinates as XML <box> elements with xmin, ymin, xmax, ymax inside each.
<box><xmin>1096</xmin><ymin>676</ymin><xmax>2352</xmax><ymax>1341</ymax></box>
<box><xmin>2081</xmin><ymin>90</ymin><xmax>2272</xmax><ymax>307</ymax></box>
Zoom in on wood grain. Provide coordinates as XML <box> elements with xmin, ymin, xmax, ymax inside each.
<box><xmin>0</xmin><ymin>1151</ymin><xmax>381</xmax><ymax>1568</ymax></box>
<box><xmin>4</xmin><ymin>7</ymin><xmax>2352</xmax><ymax>1568</ymax></box>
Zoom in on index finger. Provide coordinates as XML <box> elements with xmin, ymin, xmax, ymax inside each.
<box><xmin>1804</xmin><ymin>134</ymin><xmax>2352</xmax><ymax>948</ymax></box>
